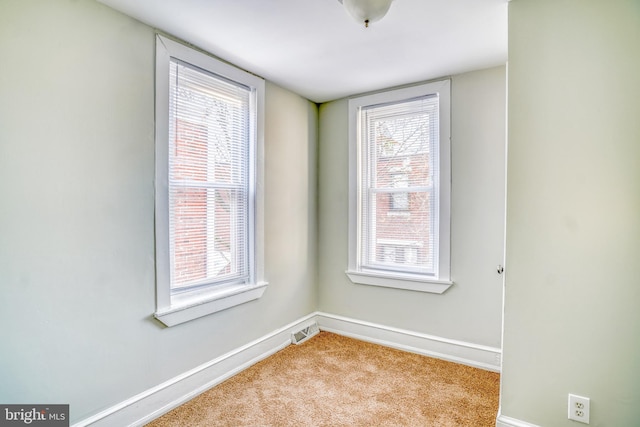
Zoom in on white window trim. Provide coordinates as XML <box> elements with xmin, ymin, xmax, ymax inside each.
<box><xmin>346</xmin><ymin>80</ymin><xmax>453</xmax><ymax>294</ymax></box>
<box><xmin>154</xmin><ymin>35</ymin><xmax>267</xmax><ymax>327</ymax></box>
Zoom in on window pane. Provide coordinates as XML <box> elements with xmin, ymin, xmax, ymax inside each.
<box><xmin>169</xmin><ymin>187</ymin><xmax>248</xmax><ymax>289</ymax></box>
<box><xmin>365</xmin><ymin>191</ymin><xmax>434</xmax><ymax>272</ymax></box>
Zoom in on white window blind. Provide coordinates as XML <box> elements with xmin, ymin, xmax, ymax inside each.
<box><xmin>168</xmin><ymin>59</ymin><xmax>254</xmax><ymax>292</ymax></box>
<box><xmin>359</xmin><ymin>95</ymin><xmax>440</xmax><ymax>277</ymax></box>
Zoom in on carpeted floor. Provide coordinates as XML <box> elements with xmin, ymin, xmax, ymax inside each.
<box><xmin>146</xmin><ymin>332</ymin><xmax>500</xmax><ymax>426</ymax></box>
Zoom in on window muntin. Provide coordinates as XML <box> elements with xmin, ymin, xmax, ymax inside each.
<box><xmin>347</xmin><ymin>80</ymin><xmax>451</xmax><ymax>293</ymax></box>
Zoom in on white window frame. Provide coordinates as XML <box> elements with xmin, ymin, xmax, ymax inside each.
<box><xmin>346</xmin><ymin>80</ymin><xmax>453</xmax><ymax>294</ymax></box>
<box><xmin>154</xmin><ymin>35</ymin><xmax>267</xmax><ymax>327</ymax></box>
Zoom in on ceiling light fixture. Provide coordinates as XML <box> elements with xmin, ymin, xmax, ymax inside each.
<box><xmin>339</xmin><ymin>0</ymin><xmax>395</xmax><ymax>28</ymax></box>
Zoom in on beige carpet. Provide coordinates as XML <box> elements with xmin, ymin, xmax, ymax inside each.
<box><xmin>147</xmin><ymin>332</ymin><xmax>500</xmax><ymax>426</ymax></box>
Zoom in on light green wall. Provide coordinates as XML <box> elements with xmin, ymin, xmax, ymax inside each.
<box><xmin>318</xmin><ymin>66</ymin><xmax>506</xmax><ymax>348</ymax></box>
<box><xmin>501</xmin><ymin>0</ymin><xmax>640</xmax><ymax>425</ymax></box>
<box><xmin>0</xmin><ymin>0</ymin><xmax>317</xmax><ymax>422</ymax></box>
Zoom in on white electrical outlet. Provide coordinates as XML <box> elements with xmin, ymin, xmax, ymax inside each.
<box><xmin>568</xmin><ymin>394</ymin><xmax>590</xmax><ymax>424</ymax></box>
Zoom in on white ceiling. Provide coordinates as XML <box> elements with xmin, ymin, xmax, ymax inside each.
<box><xmin>98</xmin><ymin>0</ymin><xmax>508</xmax><ymax>103</ymax></box>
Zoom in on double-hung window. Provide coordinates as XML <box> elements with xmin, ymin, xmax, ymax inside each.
<box><xmin>346</xmin><ymin>80</ymin><xmax>452</xmax><ymax>294</ymax></box>
<box><xmin>154</xmin><ymin>35</ymin><xmax>266</xmax><ymax>326</ymax></box>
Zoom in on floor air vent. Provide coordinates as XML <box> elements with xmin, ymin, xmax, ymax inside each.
<box><xmin>291</xmin><ymin>322</ymin><xmax>320</xmax><ymax>345</ymax></box>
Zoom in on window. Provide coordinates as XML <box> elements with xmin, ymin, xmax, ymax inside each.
<box><xmin>346</xmin><ymin>80</ymin><xmax>452</xmax><ymax>294</ymax></box>
<box><xmin>154</xmin><ymin>35</ymin><xmax>267</xmax><ymax>326</ymax></box>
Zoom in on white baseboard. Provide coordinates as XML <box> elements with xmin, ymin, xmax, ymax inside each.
<box><xmin>72</xmin><ymin>313</ymin><xmax>318</xmax><ymax>427</ymax></box>
<box><xmin>496</xmin><ymin>414</ymin><xmax>541</xmax><ymax>427</ymax></box>
<box><xmin>315</xmin><ymin>312</ymin><xmax>501</xmax><ymax>372</ymax></box>
<box><xmin>73</xmin><ymin>311</ymin><xmax>501</xmax><ymax>426</ymax></box>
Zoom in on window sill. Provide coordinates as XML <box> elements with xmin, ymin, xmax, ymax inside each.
<box><xmin>345</xmin><ymin>270</ymin><xmax>452</xmax><ymax>294</ymax></box>
<box><xmin>155</xmin><ymin>281</ymin><xmax>268</xmax><ymax>327</ymax></box>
